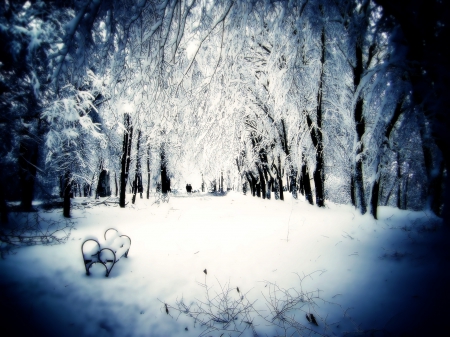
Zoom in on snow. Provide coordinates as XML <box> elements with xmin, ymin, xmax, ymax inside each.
<box><xmin>1</xmin><ymin>192</ymin><xmax>449</xmax><ymax>336</ymax></box>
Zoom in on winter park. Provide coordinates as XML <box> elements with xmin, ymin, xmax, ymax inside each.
<box><xmin>1</xmin><ymin>0</ymin><xmax>450</xmax><ymax>336</ymax></box>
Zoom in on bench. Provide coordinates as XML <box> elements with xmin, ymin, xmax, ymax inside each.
<box><xmin>81</xmin><ymin>228</ymin><xmax>131</xmax><ymax>277</ymax></box>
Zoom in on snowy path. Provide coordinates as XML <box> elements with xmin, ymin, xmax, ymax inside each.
<box><xmin>1</xmin><ymin>192</ymin><xmax>448</xmax><ymax>336</ymax></box>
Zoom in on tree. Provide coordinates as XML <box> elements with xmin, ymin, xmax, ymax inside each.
<box><xmin>119</xmin><ymin>112</ymin><xmax>133</xmax><ymax>208</ymax></box>
<box><xmin>373</xmin><ymin>0</ymin><xmax>450</xmax><ymax>222</ymax></box>
<box><xmin>0</xmin><ymin>1</ymin><xmax>66</xmax><ymax>210</ymax></box>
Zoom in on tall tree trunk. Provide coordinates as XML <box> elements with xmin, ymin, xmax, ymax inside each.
<box><xmin>353</xmin><ymin>97</ymin><xmax>366</xmax><ymax>213</ymax></box>
<box><xmin>259</xmin><ymin>150</ymin><xmax>272</xmax><ymax>199</ymax></box>
<box><xmin>114</xmin><ymin>172</ymin><xmax>118</xmax><ymax>197</ymax></box>
<box><xmin>371</xmin><ymin>179</ymin><xmax>380</xmax><ymax>219</ymax></box>
<box><xmin>351</xmin><ymin>35</ymin><xmax>368</xmax><ymax>214</ymax></box>
<box><xmin>89</xmin><ymin>170</ymin><xmax>95</xmax><ymax>197</ymax></box>
<box><xmin>289</xmin><ymin>166</ymin><xmax>298</xmax><ymax>199</ymax></box>
<box><xmin>421</xmin><ymin>133</ymin><xmax>445</xmax><ymax>216</ymax></box>
<box><xmin>429</xmin><ymin>161</ymin><xmax>445</xmax><ymax>215</ymax></box>
<box><xmin>299</xmin><ymin>172</ymin><xmax>304</xmax><ymax>196</ymax></box>
<box><xmin>263</xmin><ymin>165</ymin><xmax>272</xmax><ymax>199</ymax></box>
<box><xmin>286</xmin><ymin>172</ymin><xmax>290</xmax><ymax>192</ymax></box>
<box><xmin>404</xmin><ymin>175</ymin><xmax>409</xmax><ymax>210</ymax></box>
<box><xmin>18</xmin><ymin>138</ymin><xmax>38</xmax><ymax>211</ymax></box>
<box><xmin>0</xmin><ymin>181</ymin><xmax>8</xmax><ymax>224</ymax></box>
<box><xmin>202</xmin><ymin>173</ymin><xmax>205</xmax><ymax>192</ymax></box>
<box><xmin>63</xmin><ymin>170</ymin><xmax>71</xmax><ymax>218</ymax></box>
<box><xmin>18</xmin><ymin>94</ymin><xmax>40</xmax><ymax>211</ymax></box>
<box><xmin>147</xmin><ymin>145</ymin><xmax>151</xmax><ymax>199</ymax></box>
<box><xmin>301</xmin><ymin>153</ymin><xmax>314</xmax><ymax>205</ymax></box>
<box><xmin>120</xmin><ymin>113</ymin><xmax>133</xmax><ymax>208</ymax></box>
<box><xmin>257</xmin><ymin>166</ymin><xmax>266</xmax><ymax>199</ymax></box>
<box><xmin>279</xmin><ymin>119</ymin><xmax>292</xmax><ymax>200</ymax></box>
<box><xmin>274</xmin><ymin>179</ymin><xmax>280</xmax><ymax>200</ymax></box>
<box><xmin>267</xmin><ymin>176</ymin><xmax>273</xmax><ymax>199</ymax></box>
<box><xmin>247</xmin><ymin>172</ymin><xmax>257</xmax><ymax>196</ymax></box>
<box><xmin>313</xmin><ymin>28</ymin><xmax>326</xmax><ymax>207</ymax></box>
<box><xmin>132</xmin><ymin>130</ymin><xmax>142</xmax><ymax>204</ymax></box>
<box><xmin>160</xmin><ymin>143</ymin><xmax>170</xmax><ymax>194</ymax></box>
<box><xmin>396</xmin><ymin>152</ymin><xmax>404</xmax><ymax>210</ymax></box>
<box><xmin>371</xmin><ymin>97</ymin><xmax>405</xmax><ymax>218</ymax></box>
<box><xmin>278</xmin><ymin>155</ymin><xmax>284</xmax><ymax>201</ymax></box>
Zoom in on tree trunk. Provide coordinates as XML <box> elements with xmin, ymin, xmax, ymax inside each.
<box><xmin>404</xmin><ymin>175</ymin><xmax>409</xmax><ymax>209</ymax></box>
<box><xmin>160</xmin><ymin>143</ymin><xmax>170</xmax><ymax>194</ymax></box>
<box><xmin>147</xmin><ymin>145</ymin><xmax>151</xmax><ymax>199</ymax></box>
<box><xmin>257</xmin><ymin>166</ymin><xmax>266</xmax><ymax>199</ymax></box>
<box><xmin>63</xmin><ymin>170</ymin><xmax>71</xmax><ymax>218</ymax></box>
<box><xmin>371</xmin><ymin>178</ymin><xmax>380</xmax><ymax>219</ymax></box>
<box><xmin>351</xmin><ymin>34</ymin><xmax>367</xmax><ymax>214</ymax></box>
<box><xmin>371</xmin><ymin>98</ymin><xmax>405</xmax><ymax>218</ymax></box>
<box><xmin>396</xmin><ymin>152</ymin><xmax>405</xmax><ymax>210</ymax></box>
<box><xmin>263</xmin><ymin>166</ymin><xmax>272</xmax><ymax>200</ymax></box>
<box><xmin>97</xmin><ymin>170</ymin><xmax>111</xmax><ymax>198</ymax></box>
<box><xmin>0</xmin><ymin>181</ymin><xmax>8</xmax><ymax>224</ymax></box>
<box><xmin>353</xmin><ymin>97</ymin><xmax>366</xmax><ymax>214</ymax></box>
<box><xmin>313</xmin><ymin>154</ymin><xmax>325</xmax><ymax>207</ymax></box>
<box><xmin>289</xmin><ymin>166</ymin><xmax>298</xmax><ymax>199</ymax></box>
<box><xmin>256</xmin><ymin>182</ymin><xmax>261</xmax><ymax>197</ymax></box>
<box><xmin>120</xmin><ymin>113</ymin><xmax>133</xmax><ymax>208</ymax></box>
<box><xmin>286</xmin><ymin>172</ymin><xmax>290</xmax><ymax>192</ymax></box>
<box><xmin>430</xmin><ymin>161</ymin><xmax>445</xmax><ymax>215</ymax></box>
<box><xmin>302</xmin><ymin>31</ymin><xmax>326</xmax><ymax>208</ymax></box>
<box><xmin>313</xmin><ymin>28</ymin><xmax>326</xmax><ymax>207</ymax></box>
<box><xmin>301</xmin><ymin>154</ymin><xmax>314</xmax><ymax>205</ymax></box>
<box><xmin>202</xmin><ymin>174</ymin><xmax>205</xmax><ymax>192</ymax></box>
<box><xmin>89</xmin><ymin>171</ymin><xmax>95</xmax><ymax>197</ymax></box>
<box><xmin>259</xmin><ymin>151</ymin><xmax>272</xmax><ymax>199</ymax></box>
<box><xmin>18</xmin><ymin>94</ymin><xmax>40</xmax><ymax>211</ymax></box>
<box><xmin>274</xmin><ymin>179</ymin><xmax>280</xmax><ymax>200</ymax></box>
<box><xmin>132</xmin><ymin>130</ymin><xmax>142</xmax><ymax>204</ymax></box>
<box><xmin>18</xmin><ymin>138</ymin><xmax>38</xmax><ymax>211</ymax></box>
<box><xmin>247</xmin><ymin>172</ymin><xmax>257</xmax><ymax>196</ymax></box>
<box><xmin>278</xmin><ymin>155</ymin><xmax>284</xmax><ymax>201</ymax></box>
<box><xmin>299</xmin><ymin>173</ymin><xmax>304</xmax><ymax>196</ymax></box>
<box><xmin>114</xmin><ymin>172</ymin><xmax>118</xmax><ymax>197</ymax></box>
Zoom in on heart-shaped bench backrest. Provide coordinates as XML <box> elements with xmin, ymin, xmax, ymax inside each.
<box><xmin>81</xmin><ymin>239</ymin><xmax>117</xmax><ymax>277</ymax></box>
<box><xmin>104</xmin><ymin>228</ymin><xmax>131</xmax><ymax>261</ymax></box>
<box><xmin>81</xmin><ymin>239</ymin><xmax>101</xmax><ymax>275</ymax></box>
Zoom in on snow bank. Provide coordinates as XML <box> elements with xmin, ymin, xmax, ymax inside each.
<box><xmin>0</xmin><ymin>192</ymin><xmax>448</xmax><ymax>336</ymax></box>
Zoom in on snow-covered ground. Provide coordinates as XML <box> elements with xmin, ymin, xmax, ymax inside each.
<box><xmin>1</xmin><ymin>192</ymin><xmax>449</xmax><ymax>337</ymax></box>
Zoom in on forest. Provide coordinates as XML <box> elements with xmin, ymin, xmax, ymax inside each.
<box><xmin>0</xmin><ymin>1</ymin><xmax>449</xmax><ymax>336</ymax></box>
<box><xmin>0</xmin><ymin>0</ymin><xmax>448</xmax><ymax>221</ymax></box>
